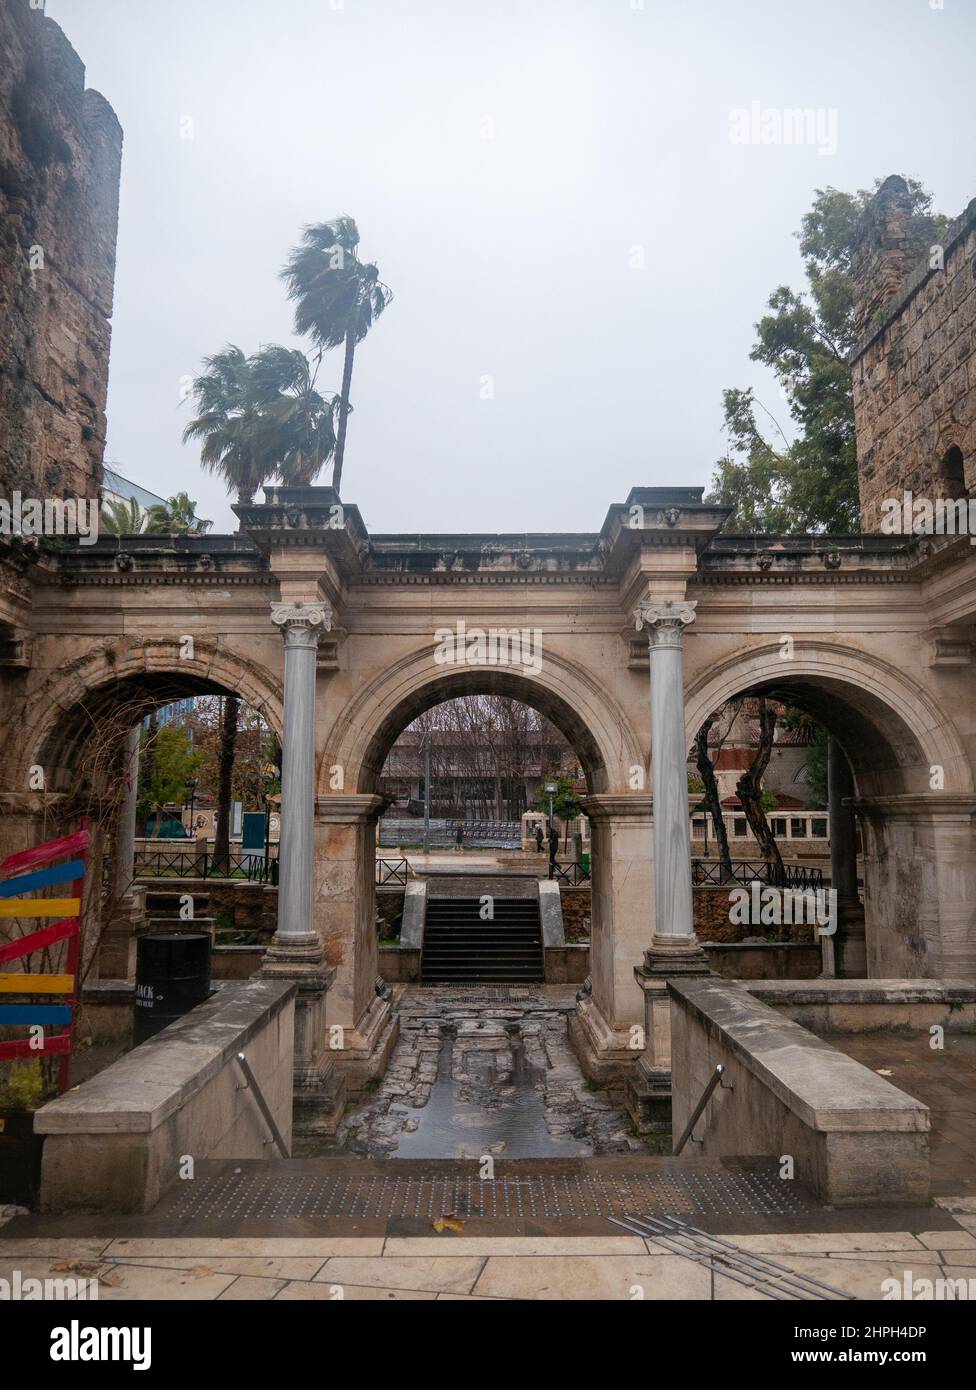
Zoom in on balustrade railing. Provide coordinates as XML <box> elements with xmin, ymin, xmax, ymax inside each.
<box><xmin>376</xmin><ymin>857</ymin><xmax>409</xmax><ymax>886</ymax></box>
<box><xmin>134</xmin><ymin>847</ymin><xmax>279</xmax><ymax>883</ymax></box>
<box><xmin>691</xmin><ymin>859</ymin><xmax>824</xmax><ymax>889</ymax></box>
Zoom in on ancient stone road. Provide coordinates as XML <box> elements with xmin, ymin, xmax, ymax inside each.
<box><xmin>308</xmin><ymin>986</ymin><xmax>654</xmax><ymax>1161</ymax></box>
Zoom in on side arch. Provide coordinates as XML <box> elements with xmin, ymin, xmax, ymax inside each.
<box><xmin>20</xmin><ymin>636</ymin><xmax>283</xmax><ymax>789</ymax></box>
<box><xmin>684</xmin><ymin>639</ymin><xmax>973</xmax><ymax>796</ymax></box>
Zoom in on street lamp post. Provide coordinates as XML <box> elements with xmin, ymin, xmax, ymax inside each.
<box><xmin>543</xmin><ymin>780</ymin><xmax>558</xmax><ymax>828</ymax></box>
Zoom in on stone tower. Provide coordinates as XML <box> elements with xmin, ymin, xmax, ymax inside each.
<box><xmin>850</xmin><ymin>175</ymin><xmax>976</xmax><ymax>531</ymax></box>
<box><xmin>0</xmin><ymin>0</ymin><xmax>123</xmax><ymax>505</ymax></box>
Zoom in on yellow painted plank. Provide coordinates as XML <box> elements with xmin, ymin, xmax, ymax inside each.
<box><xmin>0</xmin><ymin>899</ymin><xmax>79</xmax><ymax>919</ymax></box>
<box><xmin>0</xmin><ymin>973</ymin><xmax>74</xmax><ymax>994</ymax></box>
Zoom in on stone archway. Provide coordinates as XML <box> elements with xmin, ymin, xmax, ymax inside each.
<box><xmin>19</xmin><ymin>637</ymin><xmax>283</xmax><ymax>793</ymax></box>
<box><xmin>313</xmin><ymin>648</ymin><xmax>650</xmax><ymax>1085</ymax></box>
<box><xmin>684</xmin><ymin>640</ymin><xmax>976</xmax><ymax>978</ymax></box>
<box><xmin>5</xmin><ymin>639</ymin><xmax>285</xmax><ymax>981</ymax></box>
<box><xmin>319</xmin><ymin>644</ymin><xmax>645</xmax><ymax>800</ymax></box>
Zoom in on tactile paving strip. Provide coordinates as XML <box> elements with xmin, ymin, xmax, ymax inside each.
<box><xmin>160</xmin><ymin>1163</ymin><xmax>817</xmax><ymax>1223</ymax></box>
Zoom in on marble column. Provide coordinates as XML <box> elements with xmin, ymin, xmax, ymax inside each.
<box><xmin>262</xmin><ymin>601</ymin><xmax>346</xmax><ymax>1132</ymax></box>
<box><xmin>627</xmin><ymin>599</ymin><xmax>710</xmax><ymax>1133</ymax></box>
<box><xmin>827</xmin><ymin>736</ymin><xmax>867</xmax><ymax>977</ymax></box>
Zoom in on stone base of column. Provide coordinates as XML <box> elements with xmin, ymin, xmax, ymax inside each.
<box><xmin>569</xmin><ymin>988</ymin><xmax>641</xmax><ymax>1084</ymax></box>
<box><xmin>96</xmin><ymin>890</ymin><xmax>145</xmax><ymax>981</ymax></box>
<box><xmin>261</xmin><ymin>934</ymin><xmax>347</xmax><ymax>1137</ymax></box>
<box><xmin>625</xmin><ymin>938</ymin><xmax>712</xmax><ymax>1134</ymax></box>
<box><xmin>331</xmin><ymin>993</ymin><xmax>399</xmax><ymax>1091</ymax></box>
<box><xmin>834</xmin><ymin>898</ymin><xmax>868</xmax><ymax>978</ymax></box>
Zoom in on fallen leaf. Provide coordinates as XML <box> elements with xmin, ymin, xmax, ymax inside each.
<box><xmin>432</xmin><ymin>1215</ymin><xmax>464</xmax><ymax>1234</ymax></box>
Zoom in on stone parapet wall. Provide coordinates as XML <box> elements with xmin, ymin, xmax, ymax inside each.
<box><xmin>35</xmin><ymin>979</ymin><xmax>295</xmax><ymax>1213</ymax></box>
<box><xmin>746</xmin><ymin>978</ymin><xmax>976</xmax><ymax>1033</ymax></box>
<box><xmin>669</xmin><ymin>977</ymin><xmax>930</xmax><ymax>1206</ymax></box>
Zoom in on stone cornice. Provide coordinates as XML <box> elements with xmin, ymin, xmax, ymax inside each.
<box><xmin>314</xmin><ymin>794</ymin><xmax>388</xmax><ymax>822</ymax></box>
<box><xmin>582</xmin><ymin>793</ymin><xmax>652</xmax><ymax>820</ymax></box>
<box><xmin>853</xmin><ymin>793</ymin><xmax>976</xmax><ymax>819</ymax></box>
<box><xmin>56</xmin><ymin>572</ymin><xmax>273</xmax><ymax>587</ymax></box>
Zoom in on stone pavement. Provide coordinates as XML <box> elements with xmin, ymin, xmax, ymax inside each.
<box><xmin>2</xmin><ymin>1216</ymin><xmax>975</xmax><ymax>1300</ymax></box>
<box><xmin>823</xmin><ymin>1031</ymin><xmax>976</xmax><ymax>1197</ymax></box>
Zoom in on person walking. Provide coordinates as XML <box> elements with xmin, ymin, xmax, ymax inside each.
<box><xmin>548</xmin><ymin>823</ymin><xmax>559</xmax><ymax>879</ymax></box>
<box><xmin>454</xmin><ymin>820</ymin><xmax>464</xmax><ymax>854</ymax></box>
<box><xmin>534</xmin><ymin>824</ymin><xmax>544</xmax><ymax>853</ymax></box>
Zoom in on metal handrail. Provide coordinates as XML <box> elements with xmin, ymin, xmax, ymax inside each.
<box><xmin>549</xmin><ymin>860</ymin><xmax>591</xmax><ymax>884</ymax></box>
<box><xmin>234</xmin><ymin>1051</ymin><xmax>289</xmax><ymax>1157</ymax></box>
<box><xmin>673</xmin><ymin>1063</ymin><xmax>730</xmax><ymax>1155</ymax></box>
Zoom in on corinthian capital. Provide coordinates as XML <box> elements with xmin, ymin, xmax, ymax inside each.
<box><xmin>634</xmin><ymin>599</ymin><xmax>697</xmax><ymax>646</ymax></box>
<box><xmin>270</xmin><ymin>601</ymin><xmax>333</xmax><ymax>642</ymax></box>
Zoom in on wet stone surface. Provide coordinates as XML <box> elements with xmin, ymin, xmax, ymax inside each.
<box><xmin>309</xmin><ymin>986</ymin><xmax>657</xmax><ymax>1160</ymax></box>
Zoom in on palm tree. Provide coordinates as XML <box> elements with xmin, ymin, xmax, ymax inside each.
<box><xmin>280</xmin><ymin>217</ymin><xmax>393</xmax><ymax>495</ymax></box>
<box><xmin>100</xmin><ymin>497</ymin><xmax>146</xmax><ymax>535</ymax></box>
<box><xmin>182</xmin><ymin>346</ymin><xmax>277</xmax><ymax>502</ymax></box>
<box><xmin>144</xmin><ymin>492</ymin><xmax>210</xmax><ymax>535</ymax></box>
<box><xmin>249</xmin><ymin>345</ymin><xmax>340</xmax><ymax>485</ymax></box>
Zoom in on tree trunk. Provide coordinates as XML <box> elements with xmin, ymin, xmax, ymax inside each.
<box><xmin>332</xmin><ymin>327</ymin><xmax>356</xmax><ymax>496</ymax></box>
<box><xmin>735</xmin><ymin>697</ymin><xmax>785</xmax><ymax>885</ymax></box>
<box><xmin>142</xmin><ymin>711</ymin><xmax>160</xmax><ymax>837</ymax></box>
<box><xmin>695</xmin><ymin>713</ymin><xmax>734</xmax><ymax>880</ymax></box>
<box><xmin>214</xmin><ymin>695</ymin><xmax>239</xmax><ymax>873</ymax></box>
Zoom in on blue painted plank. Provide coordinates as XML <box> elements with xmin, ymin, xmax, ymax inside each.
<box><xmin>0</xmin><ymin>1005</ymin><xmax>72</xmax><ymax>1025</ymax></box>
<box><xmin>0</xmin><ymin>862</ymin><xmax>85</xmax><ymax>897</ymax></box>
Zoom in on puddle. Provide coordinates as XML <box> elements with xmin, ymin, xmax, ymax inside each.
<box><xmin>389</xmin><ymin>1022</ymin><xmax>588</xmax><ymax>1160</ymax></box>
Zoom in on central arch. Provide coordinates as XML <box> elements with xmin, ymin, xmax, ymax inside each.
<box><xmin>319</xmin><ymin>644</ymin><xmax>645</xmax><ymax>799</ymax></box>
<box><xmin>313</xmin><ymin>644</ymin><xmax>651</xmax><ymax>1085</ymax></box>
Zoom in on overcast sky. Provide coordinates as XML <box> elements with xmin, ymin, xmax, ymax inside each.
<box><xmin>48</xmin><ymin>0</ymin><xmax>975</xmax><ymax>536</ymax></box>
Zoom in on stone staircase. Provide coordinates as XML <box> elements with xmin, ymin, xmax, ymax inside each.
<box><xmin>420</xmin><ymin>895</ymin><xmax>544</xmax><ymax>983</ymax></box>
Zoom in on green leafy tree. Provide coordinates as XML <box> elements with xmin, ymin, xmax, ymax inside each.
<box><xmin>138</xmin><ymin>724</ymin><xmax>202</xmax><ymax>832</ymax></box>
<box><xmin>709</xmin><ymin>180</ymin><xmax>947</xmax><ymax>533</ymax></box>
<box><xmin>281</xmin><ymin>217</ymin><xmax>393</xmax><ymax>495</ymax></box>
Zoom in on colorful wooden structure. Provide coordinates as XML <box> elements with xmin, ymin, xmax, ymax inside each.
<box><xmin>0</xmin><ymin>824</ymin><xmax>88</xmax><ymax>1092</ymax></box>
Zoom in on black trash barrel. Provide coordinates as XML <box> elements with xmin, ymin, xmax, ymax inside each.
<box><xmin>134</xmin><ymin>932</ymin><xmax>211</xmax><ymax>1045</ymax></box>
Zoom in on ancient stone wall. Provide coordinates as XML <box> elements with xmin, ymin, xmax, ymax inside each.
<box><xmin>0</xmin><ymin>0</ymin><xmax>122</xmax><ymax>504</ymax></box>
<box><xmin>851</xmin><ymin>175</ymin><xmax>976</xmax><ymax>530</ymax></box>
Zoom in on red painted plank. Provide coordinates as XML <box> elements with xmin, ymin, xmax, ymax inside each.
<box><xmin>1</xmin><ymin>829</ymin><xmax>90</xmax><ymax>874</ymax></box>
<box><xmin>0</xmin><ymin>918</ymin><xmax>78</xmax><ymax>966</ymax></box>
<box><xmin>0</xmin><ymin>1033</ymin><xmax>72</xmax><ymax>1060</ymax></box>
